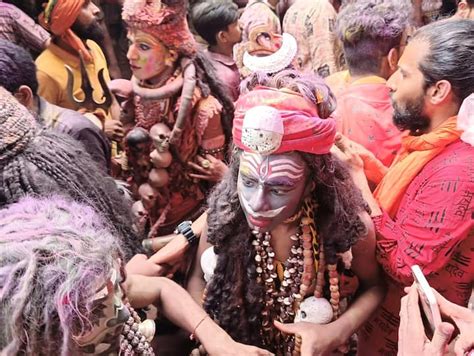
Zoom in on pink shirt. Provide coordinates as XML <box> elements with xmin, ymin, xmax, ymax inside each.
<box><xmin>358</xmin><ymin>139</ymin><xmax>474</xmax><ymax>355</ymax></box>
<box><xmin>331</xmin><ymin>73</ymin><xmax>402</xmax><ymax>167</ymax></box>
<box><xmin>207</xmin><ymin>51</ymin><xmax>240</xmax><ymax>101</ymax></box>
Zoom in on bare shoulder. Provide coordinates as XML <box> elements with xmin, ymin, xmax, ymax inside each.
<box><xmin>352</xmin><ymin>211</ymin><xmax>376</xmax><ymax>260</ymax></box>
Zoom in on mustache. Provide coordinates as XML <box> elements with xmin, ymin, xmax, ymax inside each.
<box><xmin>241</xmin><ymin>198</ymin><xmax>286</xmax><ymax>218</ymax></box>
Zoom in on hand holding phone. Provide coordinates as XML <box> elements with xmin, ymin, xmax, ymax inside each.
<box><xmin>411</xmin><ymin>265</ymin><xmax>442</xmax><ymax>333</ymax></box>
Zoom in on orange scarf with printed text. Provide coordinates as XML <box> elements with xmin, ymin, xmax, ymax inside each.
<box><xmin>374</xmin><ymin>116</ymin><xmax>461</xmax><ymax>218</ymax></box>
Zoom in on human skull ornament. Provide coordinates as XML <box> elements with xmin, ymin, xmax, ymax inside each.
<box><xmin>294</xmin><ymin>297</ymin><xmax>333</xmax><ymax>324</ymax></box>
<box><xmin>131</xmin><ymin>200</ymin><xmax>147</xmax><ymax>232</ymax></box>
<box><xmin>241</xmin><ymin>106</ymin><xmax>284</xmax><ymax>155</ymax></box>
<box><xmin>132</xmin><ymin>200</ymin><xmax>146</xmax><ymax>218</ymax></box>
<box><xmin>150</xmin><ymin>123</ymin><xmax>171</xmax><ymax>152</ymax></box>
<box><xmin>138</xmin><ymin>183</ymin><xmax>159</xmax><ymax>210</ymax></box>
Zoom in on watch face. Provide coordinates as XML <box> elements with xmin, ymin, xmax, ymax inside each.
<box><xmin>177</xmin><ymin>221</ymin><xmax>191</xmax><ymax>231</ymax></box>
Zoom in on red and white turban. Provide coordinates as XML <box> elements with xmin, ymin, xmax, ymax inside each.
<box><xmin>233</xmin><ymin>87</ymin><xmax>336</xmax><ymax>155</ymax></box>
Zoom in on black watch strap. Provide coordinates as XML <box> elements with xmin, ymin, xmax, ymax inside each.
<box><xmin>175</xmin><ymin>220</ymin><xmax>198</xmax><ymax>245</ymax></box>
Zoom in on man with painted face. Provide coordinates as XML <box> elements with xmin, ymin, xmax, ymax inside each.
<box><xmin>335</xmin><ymin>19</ymin><xmax>474</xmax><ymax>355</ymax></box>
<box><xmin>35</xmin><ymin>0</ymin><xmax>124</xmax><ymax>142</ymax></box>
<box><xmin>0</xmin><ymin>195</ymin><xmax>272</xmax><ymax>355</ymax></box>
<box><xmin>187</xmin><ymin>71</ymin><xmax>385</xmax><ymax>355</ymax></box>
<box><xmin>326</xmin><ymin>0</ymin><xmax>413</xmax><ymax>168</ymax></box>
<box><xmin>112</xmin><ymin>0</ymin><xmax>234</xmax><ymax>238</ymax></box>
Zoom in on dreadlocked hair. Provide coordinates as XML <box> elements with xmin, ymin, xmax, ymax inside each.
<box><xmin>0</xmin><ymin>196</ymin><xmax>121</xmax><ymax>355</ymax></box>
<box><xmin>240</xmin><ymin>69</ymin><xmax>337</xmax><ymax>120</ymax></box>
<box><xmin>0</xmin><ymin>127</ymin><xmax>143</xmax><ymax>261</ymax></box>
<box><xmin>203</xmin><ymin>150</ymin><xmax>264</xmax><ymax>346</ymax></box>
<box><xmin>203</xmin><ymin>149</ymin><xmax>368</xmax><ymax>345</ymax></box>
<box><xmin>203</xmin><ymin>70</ymin><xmax>369</xmax><ymax>346</ymax></box>
<box><xmin>193</xmin><ymin>50</ymin><xmax>235</xmax><ymax>143</ymax></box>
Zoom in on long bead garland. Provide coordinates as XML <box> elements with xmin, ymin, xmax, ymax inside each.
<box><xmin>253</xmin><ymin>198</ymin><xmax>343</xmax><ymax>356</ymax></box>
<box><xmin>253</xmin><ymin>229</ymin><xmax>304</xmax><ymax>354</ymax></box>
<box><xmin>119</xmin><ymin>303</ymin><xmax>155</xmax><ymax>355</ymax></box>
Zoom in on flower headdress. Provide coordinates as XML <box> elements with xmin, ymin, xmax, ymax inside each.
<box><xmin>122</xmin><ymin>0</ymin><xmax>196</xmax><ymax>57</ymax></box>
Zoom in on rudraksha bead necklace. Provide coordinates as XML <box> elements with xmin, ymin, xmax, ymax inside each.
<box><xmin>252</xmin><ymin>198</ymin><xmax>341</xmax><ymax>356</ymax></box>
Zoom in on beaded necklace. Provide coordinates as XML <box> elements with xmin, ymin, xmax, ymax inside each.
<box><xmin>252</xmin><ymin>198</ymin><xmax>341</xmax><ymax>356</ymax></box>
<box><xmin>119</xmin><ymin>303</ymin><xmax>155</xmax><ymax>355</ymax></box>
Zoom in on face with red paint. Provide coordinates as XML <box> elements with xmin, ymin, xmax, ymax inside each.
<box><xmin>237</xmin><ymin>151</ymin><xmax>310</xmax><ymax>232</ymax></box>
<box><xmin>126</xmin><ymin>29</ymin><xmax>176</xmax><ymax>81</ymax></box>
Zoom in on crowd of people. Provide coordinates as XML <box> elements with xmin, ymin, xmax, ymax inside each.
<box><xmin>0</xmin><ymin>0</ymin><xmax>472</xmax><ymax>355</ymax></box>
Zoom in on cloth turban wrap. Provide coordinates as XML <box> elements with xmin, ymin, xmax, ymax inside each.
<box><xmin>39</xmin><ymin>0</ymin><xmax>92</xmax><ymax>62</ymax></box>
<box><xmin>0</xmin><ymin>87</ymin><xmax>36</xmax><ymax>164</ymax></box>
<box><xmin>122</xmin><ymin>0</ymin><xmax>196</xmax><ymax>57</ymax></box>
<box><xmin>233</xmin><ymin>87</ymin><xmax>337</xmax><ymax>155</ymax></box>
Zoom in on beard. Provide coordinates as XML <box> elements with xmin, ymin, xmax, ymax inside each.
<box><xmin>392</xmin><ymin>93</ymin><xmax>431</xmax><ymax>135</ymax></box>
<box><xmin>72</xmin><ymin>20</ymin><xmax>104</xmax><ymax>43</ymax></box>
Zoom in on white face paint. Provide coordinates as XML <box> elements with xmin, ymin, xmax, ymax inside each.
<box><xmin>237</xmin><ymin>151</ymin><xmax>308</xmax><ymax>232</ymax></box>
<box><xmin>240</xmin><ymin>198</ymin><xmax>286</xmax><ymax>218</ymax></box>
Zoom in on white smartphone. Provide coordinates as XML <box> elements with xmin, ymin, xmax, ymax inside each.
<box><xmin>411</xmin><ymin>265</ymin><xmax>442</xmax><ymax>333</ymax></box>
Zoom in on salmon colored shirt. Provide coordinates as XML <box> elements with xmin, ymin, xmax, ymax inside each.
<box><xmin>329</xmin><ymin>71</ymin><xmax>402</xmax><ymax>167</ymax></box>
<box><xmin>358</xmin><ymin>139</ymin><xmax>474</xmax><ymax>355</ymax></box>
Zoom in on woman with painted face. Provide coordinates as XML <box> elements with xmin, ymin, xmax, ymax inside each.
<box><xmin>187</xmin><ymin>71</ymin><xmax>385</xmax><ymax>355</ymax></box>
<box><xmin>109</xmin><ymin>0</ymin><xmax>234</xmax><ymax>239</ymax></box>
<box><xmin>0</xmin><ymin>195</ymin><xmax>272</xmax><ymax>356</ymax></box>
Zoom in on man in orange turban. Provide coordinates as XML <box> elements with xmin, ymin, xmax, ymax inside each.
<box><xmin>35</xmin><ymin>0</ymin><xmax>124</xmax><ymax>143</ymax></box>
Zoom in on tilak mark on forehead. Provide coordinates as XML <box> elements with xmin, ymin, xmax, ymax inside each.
<box><xmin>240</xmin><ymin>152</ymin><xmax>304</xmax><ymax>184</ymax></box>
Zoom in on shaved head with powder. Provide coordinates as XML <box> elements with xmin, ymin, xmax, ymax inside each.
<box><xmin>336</xmin><ymin>0</ymin><xmax>413</xmax><ymax>76</ymax></box>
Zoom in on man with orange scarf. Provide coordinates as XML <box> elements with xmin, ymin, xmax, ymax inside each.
<box><xmin>335</xmin><ymin>19</ymin><xmax>473</xmax><ymax>355</ymax></box>
<box><xmin>35</xmin><ymin>0</ymin><xmax>124</xmax><ymax>143</ymax></box>
<box><xmin>326</xmin><ymin>0</ymin><xmax>413</xmax><ymax>168</ymax></box>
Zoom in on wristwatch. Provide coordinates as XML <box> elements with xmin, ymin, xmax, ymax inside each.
<box><xmin>174</xmin><ymin>220</ymin><xmax>198</xmax><ymax>245</ymax></box>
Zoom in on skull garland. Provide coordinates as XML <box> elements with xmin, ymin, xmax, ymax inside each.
<box><xmin>125</xmin><ymin>127</ymin><xmax>152</xmax><ymax>184</ymax></box>
<box><xmin>130</xmin><ymin>123</ymin><xmax>175</xmax><ymax>228</ymax></box>
<box><xmin>131</xmin><ymin>200</ymin><xmax>147</xmax><ymax>234</ymax></box>
<box><xmin>148</xmin><ymin>123</ymin><xmax>172</xmax><ymax>190</ymax></box>
<box><xmin>150</xmin><ymin>123</ymin><xmax>171</xmax><ymax>153</ymax></box>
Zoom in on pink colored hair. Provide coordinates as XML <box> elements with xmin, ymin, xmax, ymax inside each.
<box><xmin>0</xmin><ymin>195</ymin><xmax>121</xmax><ymax>355</ymax></box>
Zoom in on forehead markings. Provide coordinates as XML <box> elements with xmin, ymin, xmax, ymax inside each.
<box><xmin>240</xmin><ymin>152</ymin><xmax>305</xmax><ymax>182</ymax></box>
